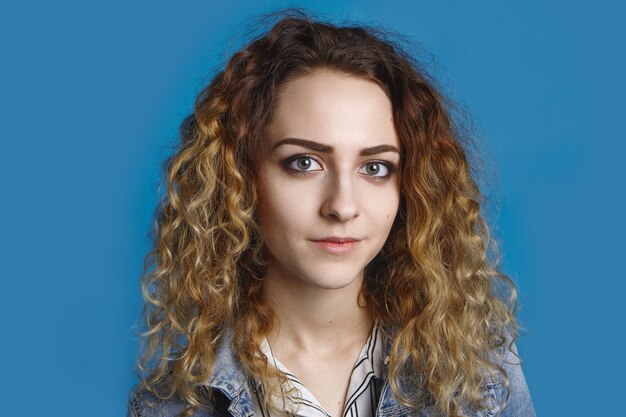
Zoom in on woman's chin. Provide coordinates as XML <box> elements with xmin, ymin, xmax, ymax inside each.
<box><xmin>298</xmin><ymin>270</ymin><xmax>365</xmax><ymax>292</ymax></box>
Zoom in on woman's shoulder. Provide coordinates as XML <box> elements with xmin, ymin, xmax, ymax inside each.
<box><xmin>404</xmin><ymin>339</ymin><xmax>535</xmax><ymax>417</ymax></box>
<box><xmin>126</xmin><ymin>384</ymin><xmax>231</xmax><ymax>417</ymax></box>
<box><xmin>476</xmin><ymin>341</ymin><xmax>536</xmax><ymax>417</ymax></box>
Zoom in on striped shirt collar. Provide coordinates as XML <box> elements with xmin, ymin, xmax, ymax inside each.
<box><xmin>251</xmin><ymin>322</ymin><xmax>384</xmax><ymax>417</ymax></box>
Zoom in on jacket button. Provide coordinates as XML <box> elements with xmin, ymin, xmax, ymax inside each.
<box><xmin>384</xmin><ymin>355</ymin><xmax>390</xmax><ymax>365</ymax></box>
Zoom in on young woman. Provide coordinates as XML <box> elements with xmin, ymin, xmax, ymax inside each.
<box><xmin>127</xmin><ymin>12</ymin><xmax>535</xmax><ymax>417</ymax></box>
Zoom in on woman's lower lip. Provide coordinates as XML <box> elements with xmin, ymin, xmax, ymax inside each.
<box><xmin>312</xmin><ymin>240</ymin><xmax>359</xmax><ymax>254</ymax></box>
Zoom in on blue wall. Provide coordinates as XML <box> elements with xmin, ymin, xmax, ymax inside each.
<box><xmin>2</xmin><ymin>1</ymin><xmax>623</xmax><ymax>415</ymax></box>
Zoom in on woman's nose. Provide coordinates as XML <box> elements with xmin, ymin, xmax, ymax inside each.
<box><xmin>320</xmin><ymin>175</ymin><xmax>360</xmax><ymax>222</ymax></box>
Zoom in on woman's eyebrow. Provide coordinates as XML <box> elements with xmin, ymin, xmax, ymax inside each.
<box><xmin>360</xmin><ymin>144</ymin><xmax>400</xmax><ymax>156</ymax></box>
<box><xmin>272</xmin><ymin>137</ymin><xmax>400</xmax><ymax>155</ymax></box>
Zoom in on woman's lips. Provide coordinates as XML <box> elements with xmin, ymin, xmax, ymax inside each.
<box><xmin>311</xmin><ymin>239</ymin><xmax>359</xmax><ymax>255</ymax></box>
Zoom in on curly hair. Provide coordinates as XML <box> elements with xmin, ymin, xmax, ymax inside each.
<box><xmin>137</xmin><ymin>10</ymin><xmax>518</xmax><ymax>417</ymax></box>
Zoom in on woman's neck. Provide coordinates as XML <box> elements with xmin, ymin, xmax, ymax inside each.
<box><xmin>261</xmin><ymin>265</ymin><xmax>373</xmax><ymax>355</ymax></box>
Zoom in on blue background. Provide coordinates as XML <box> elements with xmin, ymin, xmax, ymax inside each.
<box><xmin>1</xmin><ymin>0</ymin><xmax>624</xmax><ymax>415</ymax></box>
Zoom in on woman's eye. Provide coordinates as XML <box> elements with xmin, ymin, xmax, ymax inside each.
<box><xmin>359</xmin><ymin>162</ymin><xmax>391</xmax><ymax>178</ymax></box>
<box><xmin>285</xmin><ymin>156</ymin><xmax>322</xmax><ymax>172</ymax></box>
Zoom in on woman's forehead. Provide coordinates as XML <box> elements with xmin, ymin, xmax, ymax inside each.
<box><xmin>265</xmin><ymin>70</ymin><xmax>398</xmax><ymax>151</ymax></box>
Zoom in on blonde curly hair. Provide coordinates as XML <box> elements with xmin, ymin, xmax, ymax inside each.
<box><xmin>137</xmin><ymin>10</ymin><xmax>518</xmax><ymax>417</ymax></box>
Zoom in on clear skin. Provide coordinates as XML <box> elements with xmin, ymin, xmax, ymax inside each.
<box><xmin>257</xmin><ymin>69</ymin><xmax>401</xmax><ymax>416</ymax></box>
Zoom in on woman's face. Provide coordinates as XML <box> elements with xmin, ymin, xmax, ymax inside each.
<box><xmin>257</xmin><ymin>69</ymin><xmax>401</xmax><ymax>291</ymax></box>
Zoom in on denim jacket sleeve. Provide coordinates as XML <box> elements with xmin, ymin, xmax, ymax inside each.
<box><xmin>126</xmin><ymin>385</ymin><xmax>223</xmax><ymax>417</ymax></box>
<box><xmin>126</xmin><ymin>385</ymin><xmax>191</xmax><ymax>417</ymax></box>
<box><xmin>492</xmin><ymin>342</ymin><xmax>536</xmax><ymax>417</ymax></box>
<box><xmin>476</xmin><ymin>345</ymin><xmax>535</xmax><ymax>417</ymax></box>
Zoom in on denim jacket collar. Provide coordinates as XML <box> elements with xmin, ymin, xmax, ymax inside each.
<box><xmin>207</xmin><ymin>328</ymin><xmax>255</xmax><ymax>417</ymax></box>
<box><xmin>206</xmin><ymin>327</ymin><xmax>431</xmax><ymax>417</ymax></box>
<box><xmin>375</xmin><ymin>335</ymin><xmax>436</xmax><ymax>417</ymax></box>
<box><xmin>130</xmin><ymin>328</ymin><xmax>534</xmax><ymax>417</ymax></box>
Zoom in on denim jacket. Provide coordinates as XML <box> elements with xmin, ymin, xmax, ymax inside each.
<box><xmin>127</xmin><ymin>330</ymin><xmax>535</xmax><ymax>417</ymax></box>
